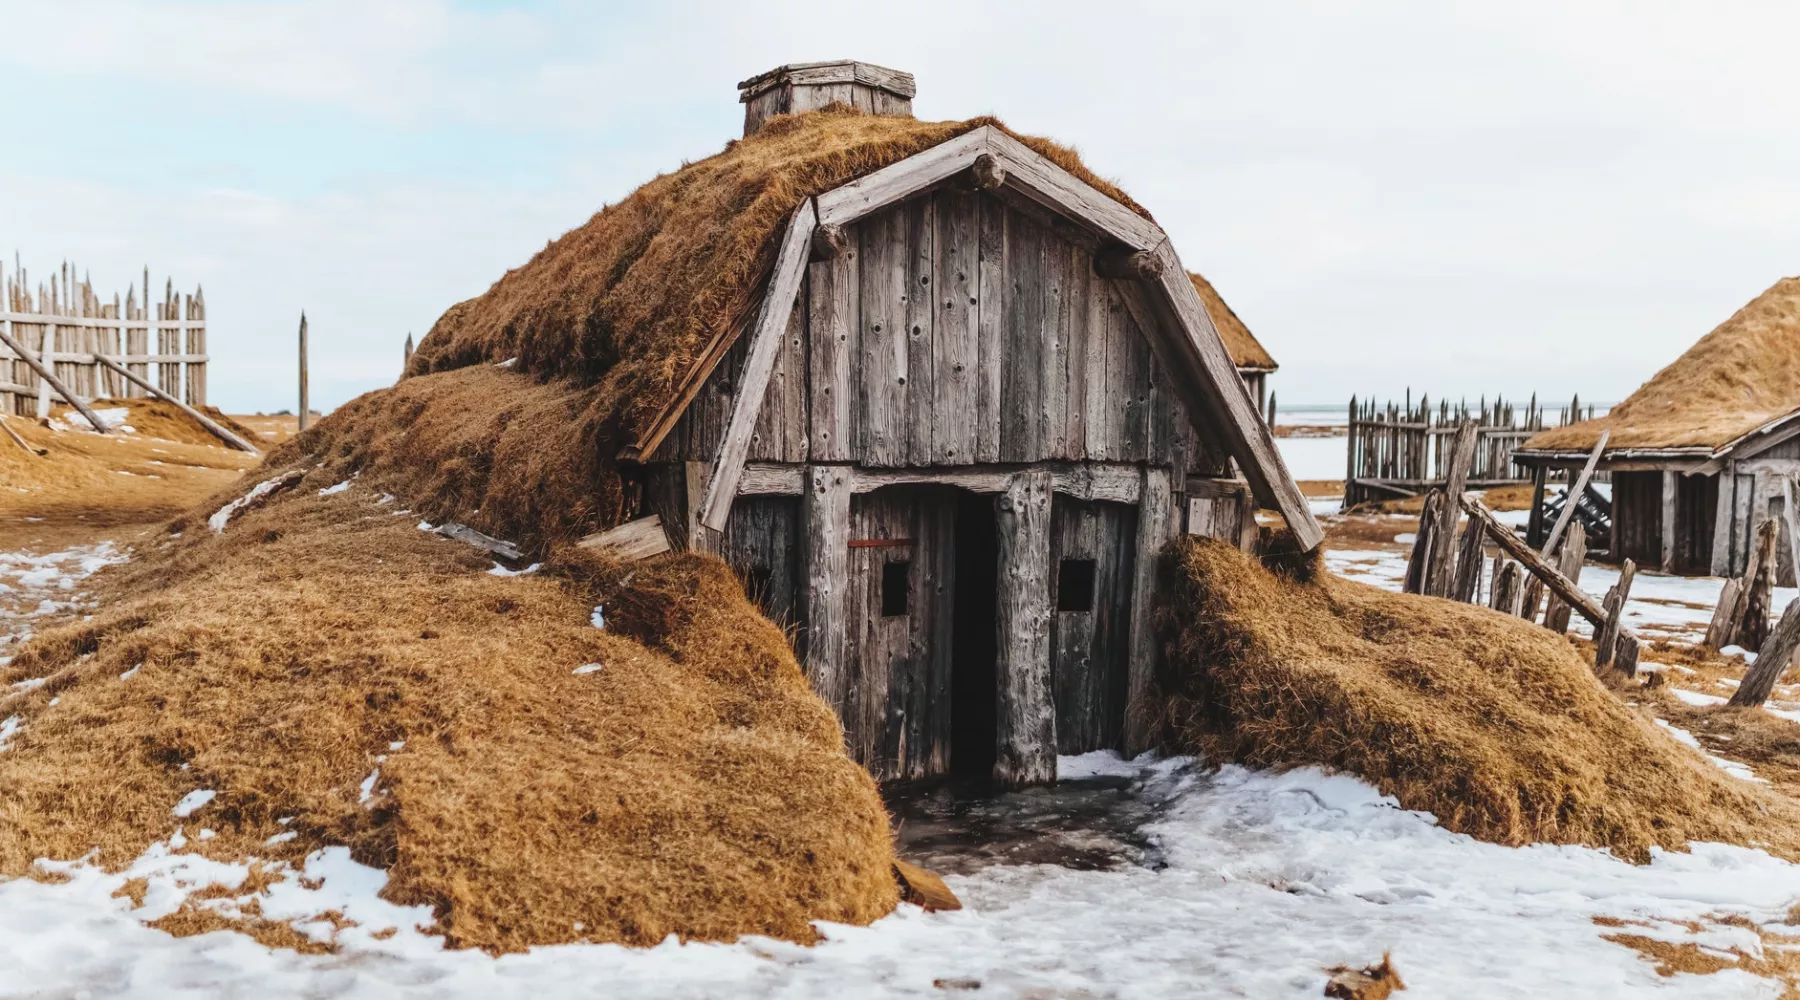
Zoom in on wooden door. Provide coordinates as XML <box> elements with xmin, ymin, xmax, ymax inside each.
<box><xmin>1048</xmin><ymin>497</ymin><xmax>1137</xmax><ymax>754</ymax></box>
<box><xmin>842</xmin><ymin>485</ymin><xmax>957</xmax><ymax>783</ymax></box>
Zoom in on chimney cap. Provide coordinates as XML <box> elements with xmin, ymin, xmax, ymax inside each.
<box><xmin>737</xmin><ymin>60</ymin><xmax>917</xmax><ymax>103</ymax></box>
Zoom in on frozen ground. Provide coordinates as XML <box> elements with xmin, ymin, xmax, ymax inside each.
<box><xmin>0</xmin><ymin>541</ymin><xmax>126</xmax><ymax>659</ymax></box>
<box><xmin>1275</xmin><ymin>433</ymin><xmax>1347</xmax><ymax>482</ymax></box>
<box><xmin>7</xmin><ymin>523</ymin><xmax>1800</xmax><ymax>997</ymax></box>
<box><xmin>6</xmin><ymin>754</ymin><xmax>1800</xmax><ymax>998</ymax></box>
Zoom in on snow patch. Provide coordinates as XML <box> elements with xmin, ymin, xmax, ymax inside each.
<box><xmin>572</xmin><ymin>663</ymin><xmax>603</xmax><ymax>676</ymax></box>
<box><xmin>171</xmin><ymin>790</ymin><xmax>216</xmax><ymax>818</ymax></box>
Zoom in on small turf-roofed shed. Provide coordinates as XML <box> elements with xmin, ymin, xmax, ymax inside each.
<box><xmin>408</xmin><ymin>60</ymin><xmax>1319</xmax><ymax>789</ymax></box>
<box><xmin>1515</xmin><ymin>277</ymin><xmax>1800</xmax><ymax>580</ymax></box>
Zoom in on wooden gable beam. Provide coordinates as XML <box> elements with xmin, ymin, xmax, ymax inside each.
<box><xmin>1116</xmin><ymin>242</ymin><xmax>1323</xmax><ymax>551</ymax></box>
<box><xmin>696</xmin><ymin>198</ymin><xmax>818</xmax><ymax>532</ymax></box>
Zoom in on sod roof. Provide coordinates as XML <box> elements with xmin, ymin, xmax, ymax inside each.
<box><xmin>1190</xmin><ymin>272</ymin><xmax>1276</xmax><ymax>372</ymax></box>
<box><xmin>1524</xmin><ymin>277</ymin><xmax>1800</xmax><ymax>454</ymax></box>
<box><xmin>404</xmin><ymin>106</ymin><xmax>1272</xmax><ymax>450</ymax></box>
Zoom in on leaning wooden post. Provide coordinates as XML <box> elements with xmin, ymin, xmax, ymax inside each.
<box><xmin>994</xmin><ymin>471</ymin><xmax>1056</xmax><ymax>789</ymax></box>
<box><xmin>0</xmin><ymin>324</ymin><xmax>109</xmax><ymax>434</ymax></box>
<box><xmin>1523</xmin><ymin>432</ymin><xmax>1609</xmax><ymax>621</ymax></box>
<box><xmin>1525</xmin><ymin>463</ymin><xmax>1550</xmax><ymax>549</ymax></box>
<box><xmin>1542</xmin><ymin>522</ymin><xmax>1588</xmax><ymax>634</ymax></box>
<box><xmin>1594</xmin><ymin>559</ymin><xmax>1637</xmax><ymax>671</ymax></box>
<box><xmin>1729</xmin><ymin>598</ymin><xmax>1800</xmax><ymax>708</ymax></box>
<box><xmin>1451</xmin><ymin>517</ymin><xmax>1487</xmax><ymax>603</ymax></box>
<box><xmin>1738</xmin><ymin>519</ymin><xmax>1780</xmax><ymax>651</ymax></box>
<box><xmin>297</xmin><ymin>312</ymin><xmax>310</xmax><ymax>433</ymax></box>
<box><xmin>1459</xmin><ymin>492</ymin><xmax>1610</xmax><ymax>627</ymax></box>
<box><xmin>1705</xmin><ymin>579</ymin><xmax>1746</xmax><ymax>650</ymax></box>
<box><xmin>1403</xmin><ymin>489</ymin><xmax>1442</xmax><ymax>595</ymax></box>
<box><xmin>1426</xmin><ymin>420</ymin><xmax>1479</xmax><ymax>597</ymax></box>
<box><xmin>1491</xmin><ymin>561</ymin><xmax>1522</xmax><ymax>614</ymax></box>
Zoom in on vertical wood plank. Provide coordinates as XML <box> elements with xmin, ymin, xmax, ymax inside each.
<box><xmin>858</xmin><ymin>208</ymin><xmax>907</xmax><ymax>465</ymax></box>
<box><xmin>1082</xmin><ymin>273</ymin><xmax>1114</xmax><ymax>460</ymax></box>
<box><xmin>1061</xmin><ymin>243</ymin><xmax>1091</xmax><ymax>459</ymax></box>
<box><xmin>1661</xmin><ymin>470</ymin><xmax>1679</xmax><ymax>573</ymax></box>
<box><xmin>1711</xmin><ymin>467</ymin><xmax>1738</xmax><ymax>577</ymax></box>
<box><xmin>931</xmin><ymin>190</ymin><xmax>979</xmax><ymax>464</ymax></box>
<box><xmin>1123</xmin><ymin>466</ymin><xmax>1174</xmax><ymax>756</ymax></box>
<box><xmin>994</xmin><ymin>471</ymin><xmax>1056</xmax><ymax>788</ymax></box>
<box><xmin>999</xmin><ymin>209</ymin><xmax>1043</xmax><ymax>462</ymax></box>
<box><xmin>904</xmin><ymin>198</ymin><xmax>936</xmax><ymax>465</ymax></box>
<box><xmin>974</xmin><ymin>193</ymin><xmax>1005</xmax><ymax>463</ymax></box>
<box><xmin>805</xmin><ymin>249</ymin><xmax>855</xmax><ymax>462</ymax></box>
<box><xmin>804</xmin><ymin>465</ymin><xmax>852</xmax><ymax>718</ymax></box>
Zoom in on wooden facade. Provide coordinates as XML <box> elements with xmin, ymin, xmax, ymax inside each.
<box><xmin>627</xmin><ymin>67</ymin><xmax>1318</xmax><ymax>789</ymax></box>
<box><xmin>1517</xmin><ymin>416</ymin><xmax>1800</xmax><ymax>584</ymax></box>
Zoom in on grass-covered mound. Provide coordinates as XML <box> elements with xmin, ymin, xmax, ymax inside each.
<box><xmin>0</xmin><ymin>472</ymin><xmax>897</xmax><ymax>952</ymax></box>
<box><xmin>1158</xmin><ymin>536</ymin><xmax>1800</xmax><ymax>861</ymax></box>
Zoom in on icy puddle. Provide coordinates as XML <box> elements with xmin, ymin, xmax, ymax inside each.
<box><xmin>7</xmin><ymin>754</ymin><xmax>1800</xmax><ymax>997</ymax></box>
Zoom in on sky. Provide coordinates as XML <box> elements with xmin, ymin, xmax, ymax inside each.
<box><xmin>3</xmin><ymin>1</ymin><xmax>1798</xmax><ymax>415</ymax></box>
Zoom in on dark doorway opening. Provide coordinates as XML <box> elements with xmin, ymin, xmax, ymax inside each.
<box><xmin>950</xmin><ymin>491</ymin><xmax>999</xmax><ymax>779</ymax></box>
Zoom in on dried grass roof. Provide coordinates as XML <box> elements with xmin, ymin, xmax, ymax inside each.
<box><xmin>1525</xmin><ymin>277</ymin><xmax>1800</xmax><ymax>453</ymax></box>
<box><xmin>404</xmin><ymin>107</ymin><xmax>1182</xmax><ymax>447</ymax></box>
<box><xmin>1158</xmin><ymin>537</ymin><xmax>1800</xmax><ymax>860</ymax></box>
<box><xmin>1190</xmin><ymin>272</ymin><xmax>1276</xmax><ymax>372</ymax></box>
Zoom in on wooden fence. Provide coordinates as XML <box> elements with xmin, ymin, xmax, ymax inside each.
<box><xmin>1</xmin><ymin>261</ymin><xmax>206</xmax><ymax>418</ymax></box>
<box><xmin>1344</xmin><ymin>393</ymin><xmax>1595</xmax><ymax>508</ymax></box>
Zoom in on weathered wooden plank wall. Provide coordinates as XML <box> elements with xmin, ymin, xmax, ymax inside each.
<box><xmin>653</xmin><ymin>190</ymin><xmax>1229</xmax><ymax>477</ymax></box>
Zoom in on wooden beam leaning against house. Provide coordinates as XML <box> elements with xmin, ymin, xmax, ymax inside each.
<box><xmin>697</xmin><ymin>199</ymin><xmax>819</xmax><ymax>533</ymax></box>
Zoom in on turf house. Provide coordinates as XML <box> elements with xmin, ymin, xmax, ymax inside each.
<box><xmin>1515</xmin><ymin>277</ymin><xmax>1800</xmax><ymax>581</ymax></box>
<box><xmin>407</xmin><ymin>60</ymin><xmax>1322</xmax><ymax>790</ymax></box>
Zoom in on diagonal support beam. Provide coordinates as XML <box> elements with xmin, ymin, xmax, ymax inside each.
<box><xmin>0</xmin><ymin>325</ymin><xmax>109</xmax><ymax>434</ymax></box>
<box><xmin>698</xmin><ymin>199</ymin><xmax>818</xmax><ymax>532</ymax></box>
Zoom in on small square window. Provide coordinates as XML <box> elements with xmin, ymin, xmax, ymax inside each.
<box><xmin>881</xmin><ymin>561</ymin><xmax>911</xmax><ymax>617</ymax></box>
<box><xmin>1057</xmin><ymin>558</ymin><xmax>1096</xmax><ymax>613</ymax></box>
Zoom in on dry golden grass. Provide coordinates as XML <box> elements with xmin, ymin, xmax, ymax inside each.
<box><xmin>1600</xmin><ymin>913</ymin><xmax>1800</xmax><ymax>998</ymax></box>
<box><xmin>1527</xmin><ymin>276</ymin><xmax>1800</xmax><ymax>452</ymax></box>
<box><xmin>1188</xmin><ymin>272</ymin><xmax>1275</xmax><ymax>371</ymax></box>
<box><xmin>272</xmin><ymin>365</ymin><xmax>621</xmax><ymax>553</ymax></box>
<box><xmin>0</xmin><ymin>472</ymin><xmax>897</xmax><ymax>953</ymax></box>
<box><xmin>0</xmin><ymin>404</ymin><xmax>256</xmax><ymax>533</ymax></box>
<box><xmin>1156</xmin><ymin>537</ymin><xmax>1800</xmax><ymax>860</ymax></box>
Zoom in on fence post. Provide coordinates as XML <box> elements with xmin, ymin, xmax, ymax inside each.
<box><xmin>298</xmin><ymin>312</ymin><xmax>310</xmax><ymax>433</ymax></box>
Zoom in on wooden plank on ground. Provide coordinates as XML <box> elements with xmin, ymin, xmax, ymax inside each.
<box><xmin>93</xmin><ymin>353</ymin><xmax>259</xmax><ymax>453</ymax></box>
<box><xmin>575</xmin><ymin>515</ymin><xmax>671</xmax><ymax>561</ymax></box>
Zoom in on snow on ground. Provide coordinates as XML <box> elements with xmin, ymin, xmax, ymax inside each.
<box><xmin>5</xmin><ymin>754</ymin><xmax>1800</xmax><ymax>998</ymax></box>
<box><xmin>0</xmin><ymin>542</ymin><xmax>127</xmax><ymax>654</ymax></box>
<box><xmin>7</xmin><ymin>517</ymin><xmax>1800</xmax><ymax>996</ymax></box>
<box><xmin>1322</xmin><ymin>536</ymin><xmax>1794</xmax><ymax>650</ymax></box>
